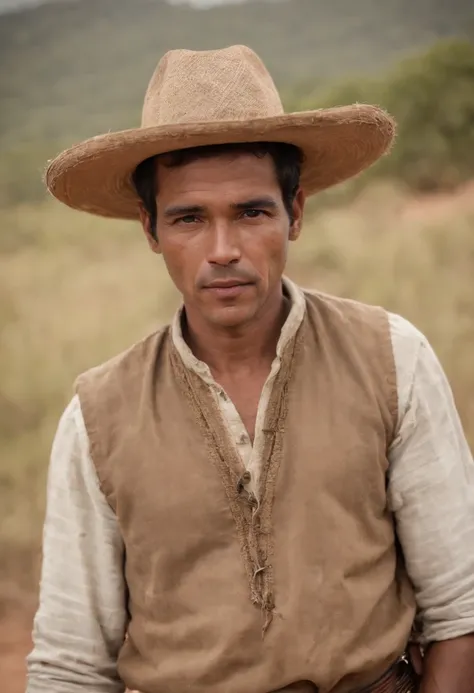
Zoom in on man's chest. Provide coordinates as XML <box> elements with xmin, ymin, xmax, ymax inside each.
<box><xmin>215</xmin><ymin>373</ymin><xmax>269</xmax><ymax>443</ymax></box>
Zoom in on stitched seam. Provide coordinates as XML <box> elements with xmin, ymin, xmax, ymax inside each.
<box><xmin>169</xmin><ymin>328</ymin><xmax>300</xmax><ymax>633</ymax></box>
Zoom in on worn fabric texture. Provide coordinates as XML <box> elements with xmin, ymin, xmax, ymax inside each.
<box><xmin>76</xmin><ymin>290</ymin><xmax>416</xmax><ymax>693</ymax></box>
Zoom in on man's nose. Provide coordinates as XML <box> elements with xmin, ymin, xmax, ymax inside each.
<box><xmin>207</xmin><ymin>224</ymin><xmax>241</xmax><ymax>266</ymax></box>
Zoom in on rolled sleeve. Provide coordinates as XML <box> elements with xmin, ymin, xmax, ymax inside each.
<box><xmin>26</xmin><ymin>395</ymin><xmax>128</xmax><ymax>693</ymax></box>
<box><xmin>388</xmin><ymin>316</ymin><xmax>474</xmax><ymax>643</ymax></box>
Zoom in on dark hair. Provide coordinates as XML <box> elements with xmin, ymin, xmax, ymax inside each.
<box><xmin>132</xmin><ymin>141</ymin><xmax>303</xmax><ymax>239</ymax></box>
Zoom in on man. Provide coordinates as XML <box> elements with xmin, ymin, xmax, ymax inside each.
<box><xmin>27</xmin><ymin>45</ymin><xmax>474</xmax><ymax>693</ymax></box>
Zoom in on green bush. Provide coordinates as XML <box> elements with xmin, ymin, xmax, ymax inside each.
<box><xmin>287</xmin><ymin>39</ymin><xmax>474</xmax><ymax>194</ymax></box>
<box><xmin>378</xmin><ymin>39</ymin><xmax>474</xmax><ymax>190</ymax></box>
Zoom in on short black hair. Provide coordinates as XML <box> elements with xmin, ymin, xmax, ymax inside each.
<box><xmin>132</xmin><ymin>141</ymin><xmax>303</xmax><ymax>239</ymax></box>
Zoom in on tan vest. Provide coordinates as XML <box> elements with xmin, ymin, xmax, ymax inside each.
<box><xmin>76</xmin><ymin>290</ymin><xmax>416</xmax><ymax>693</ymax></box>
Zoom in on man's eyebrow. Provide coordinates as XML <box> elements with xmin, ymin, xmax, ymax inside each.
<box><xmin>163</xmin><ymin>197</ymin><xmax>278</xmax><ymax>218</ymax></box>
<box><xmin>163</xmin><ymin>204</ymin><xmax>206</xmax><ymax>219</ymax></box>
<box><xmin>232</xmin><ymin>197</ymin><xmax>278</xmax><ymax>211</ymax></box>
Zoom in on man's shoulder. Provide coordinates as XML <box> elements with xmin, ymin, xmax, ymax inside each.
<box><xmin>300</xmin><ymin>286</ymin><xmax>426</xmax><ymax>362</ymax></box>
<box><xmin>301</xmin><ymin>287</ymin><xmax>423</xmax><ymax>340</ymax></box>
<box><xmin>300</xmin><ymin>286</ymin><xmax>386</xmax><ymax>324</ymax></box>
<box><xmin>385</xmin><ymin>311</ymin><xmax>426</xmax><ymax>350</ymax></box>
<box><xmin>74</xmin><ymin>324</ymin><xmax>171</xmax><ymax>393</ymax></box>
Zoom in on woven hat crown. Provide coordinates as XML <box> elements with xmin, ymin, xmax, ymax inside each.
<box><xmin>141</xmin><ymin>45</ymin><xmax>285</xmax><ymax>128</ymax></box>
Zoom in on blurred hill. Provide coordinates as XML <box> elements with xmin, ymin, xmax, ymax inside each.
<box><xmin>1</xmin><ymin>0</ymin><xmax>474</xmax><ymax>147</ymax></box>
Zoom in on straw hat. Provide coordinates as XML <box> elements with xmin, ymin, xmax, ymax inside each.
<box><xmin>45</xmin><ymin>45</ymin><xmax>396</xmax><ymax>220</ymax></box>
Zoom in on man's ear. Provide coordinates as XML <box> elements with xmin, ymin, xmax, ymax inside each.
<box><xmin>289</xmin><ymin>188</ymin><xmax>305</xmax><ymax>242</ymax></box>
<box><xmin>138</xmin><ymin>205</ymin><xmax>161</xmax><ymax>254</ymax></box>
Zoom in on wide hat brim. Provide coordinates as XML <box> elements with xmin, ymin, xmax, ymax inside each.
<box><xmin>45</xmin><ymin>104</ymin><xmax>395</xmax><ymax>220</ymax></box>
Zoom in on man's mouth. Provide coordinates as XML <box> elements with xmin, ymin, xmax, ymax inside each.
<box><xmin>203</xmin><ymin>279</ymin><xmax>253</xmax><ymax>297</ymax></box>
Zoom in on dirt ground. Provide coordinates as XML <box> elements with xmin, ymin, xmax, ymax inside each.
<box><xmin>0</xmin><ymin>609</ymin><xmax>33</xmax><ymax>693</ymax></box>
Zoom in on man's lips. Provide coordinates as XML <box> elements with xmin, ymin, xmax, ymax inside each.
<box><xmin>202</xmin><ymin>279</ymin><xmax>253</xmax><ymax>297</ymax></box>
<box><xmin>204</xmin><ymin>278</ymin><xmax>252</xmax><ymax>289</ymax></box>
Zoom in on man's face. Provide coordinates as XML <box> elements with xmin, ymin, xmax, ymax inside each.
<box><xmin>140</xmin><ymin>151</ymin><xmax>304</xmax><ymax>329</ymax></box>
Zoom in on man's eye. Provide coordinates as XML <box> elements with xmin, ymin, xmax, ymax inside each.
<box><xmin>176</xmin><ymin>215</ymin><xmax>199</xmax><ymax>224</ymax></box>
<box><xmin>242</xmin><ymin>209</ymin><xmax>264</xmax><ymax>219</ymax></box>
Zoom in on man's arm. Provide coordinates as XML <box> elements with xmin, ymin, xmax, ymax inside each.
<box><xmin>26</xmin><ymin>395</ymin><xmax>128</xmax><ymax>693</ymax></box>
<box><xmin>420</xmin><ymin>635</ymin><xmax>474</xmax><ymax>693</ymax></box>
<box><xmin>388</xmin><ymin>315</ymin><xmax>474</xmax><ymax>692</ymax></box>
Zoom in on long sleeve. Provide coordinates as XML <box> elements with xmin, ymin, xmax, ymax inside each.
<box><xmin>26</xmin><ymin>395</ymin><xmax>128</xmax><ymax>693</ymax></box>
<box><xmin>388</xmin><ymin>314</ymin><xmax>474</xmax><ymax>643</ymax></box>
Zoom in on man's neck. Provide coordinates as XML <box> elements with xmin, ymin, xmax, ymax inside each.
<box><xmin>182</xmin><ymin>287</ymin><xmax>290</xmax><ymax>377</ymax></box>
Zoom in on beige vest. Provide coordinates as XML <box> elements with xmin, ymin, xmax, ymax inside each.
<box><xmin>76</xmin><ymin>290</ymin><xmax>416</xmax><ymax>693</ymax></box>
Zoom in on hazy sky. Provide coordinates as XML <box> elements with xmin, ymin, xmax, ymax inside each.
<box><xmin>0</xmin><ymin>0</ymin><xmax>248</xmax><ymax>12</ymax></box>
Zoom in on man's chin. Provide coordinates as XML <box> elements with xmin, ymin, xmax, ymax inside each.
<box><xmin>204</xmin><ymin>303</ymin><xmax>257</xmax><ymax>329</ymax></box>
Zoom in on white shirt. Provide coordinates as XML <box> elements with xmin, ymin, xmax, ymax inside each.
<box><xmin>26</xmin><ymin>280</ymin><xmax>474</xmax><ymax>693</ymax></box>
